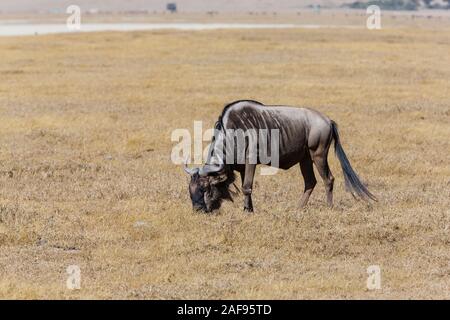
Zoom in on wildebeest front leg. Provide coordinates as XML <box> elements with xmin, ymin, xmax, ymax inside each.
<box><xmin>241</xmin><ymin>164</ymin><xmax>256</xmax><ymax>212</ymax></box>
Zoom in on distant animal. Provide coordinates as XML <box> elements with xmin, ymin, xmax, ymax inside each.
<box><xmin>184</xmin><ymin>100</ymin><xmax>377</xmax><ymax>212</ymax></box>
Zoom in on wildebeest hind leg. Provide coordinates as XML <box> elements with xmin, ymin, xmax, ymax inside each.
<box><xmin>299</xmin><ymin>155</ymin><xmax>317</xmax><ymax>208</ymax></box>
<box><xmin>311</xmin><ymin>149</ymin><xmax>335</xmax><ymax>208</ymax></box>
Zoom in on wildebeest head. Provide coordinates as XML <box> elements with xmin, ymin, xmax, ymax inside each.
<box><xmin>184</xmin><ymin>162</ymin><xmax>237</xmax><ymax>213</ymax></box>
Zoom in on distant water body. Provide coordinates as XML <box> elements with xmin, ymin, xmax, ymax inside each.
<box><xmin>0</xmin><ymin>23</ymin><xmax>352</xmax><ymax>36</ymax></box>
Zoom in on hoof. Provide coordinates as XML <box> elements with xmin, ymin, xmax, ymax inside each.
<box><xmin>244</xmin><ymin>207</ymin><xmax>254</xmax><ymax>213</ymax></box>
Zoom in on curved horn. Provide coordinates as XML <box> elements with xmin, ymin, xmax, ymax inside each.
<box><xmin>199</xmin><ymin>163</ymin><xmax>224</xmax><ymax>176</ymax></box>
<box><xmin>183</xmin><ymin>160</ymin><xmax>199</xmax><ymax>175</ymax></box>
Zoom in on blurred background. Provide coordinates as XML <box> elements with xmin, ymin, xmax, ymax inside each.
<box><xmin>1</xmin><ymin>0</ymin><xmax>450</xmax><ymax>14</ymax></box>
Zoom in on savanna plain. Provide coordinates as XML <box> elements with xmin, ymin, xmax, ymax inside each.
<box><xmin>0</xmin><ymin>14</ymin><xmax>449</xmax><ymax>299</ymax></box>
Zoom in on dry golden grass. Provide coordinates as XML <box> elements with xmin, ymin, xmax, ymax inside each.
<box><xmin>0</xmin><ymin>17</ymin><xmax>449</xmax><ymax>299</ymax></box>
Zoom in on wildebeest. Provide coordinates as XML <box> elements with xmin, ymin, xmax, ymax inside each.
<box><xmin>184</xmin><ymin>100</ymin><xmax>376</xmax><ymax>212</ymax></box>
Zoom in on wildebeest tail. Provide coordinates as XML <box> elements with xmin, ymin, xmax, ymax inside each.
<box><xmin>331</xmin><ymin>121</ymin><xmax>377</xmax><ymax>201</ymax></box>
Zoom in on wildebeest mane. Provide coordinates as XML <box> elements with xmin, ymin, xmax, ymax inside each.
<box><xmin>208</xmin><ymin>100</ymin><xmax>263</xmax><ymax>162</ymax></box>
<box><xmin>215</xmin><ymin>99</ymin><xmax>264</xmax><ymax>130</ymax></box>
